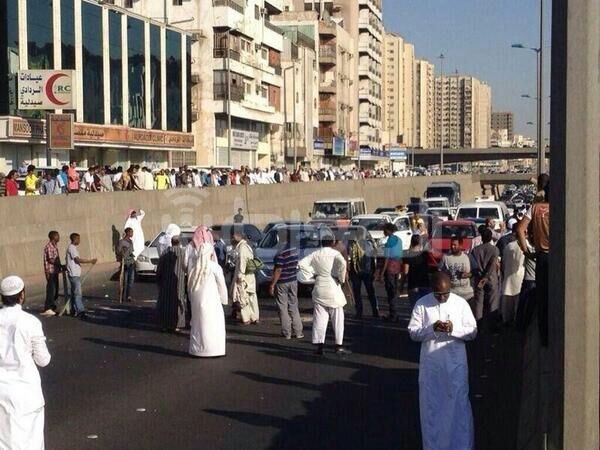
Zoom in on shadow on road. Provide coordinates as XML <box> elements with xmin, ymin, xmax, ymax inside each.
<box><xmin>83</xmin><ymin>337</ymin><xmax>190</xmax><ymax>358</ymax></box>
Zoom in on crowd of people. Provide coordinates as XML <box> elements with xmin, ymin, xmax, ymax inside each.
<box><xmin>0</xmin><ymin>161</ymin><xmax>437</xmax><ymax>197</ymax></box>
<box><xmin>0</xmin><ymin>173</ymin><xmax>551</xmax><ymax>450</ymax></box>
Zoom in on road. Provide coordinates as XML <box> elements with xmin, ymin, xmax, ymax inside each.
<box><xmin>28</xmin><ymin>276</ymin><xmax>521</xmax><ymax>450</ymax></box>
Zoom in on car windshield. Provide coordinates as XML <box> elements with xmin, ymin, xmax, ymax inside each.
<box><xmin>313</xmin><ymin>202</ymin><xmax>350</xmax><ymax>219</ymax></box>
<box><xmin>426</xmin><ymin>187</ymin><xmax>454</xmax><ymax>200</ymax></box>
<box><xmin>259</xmin><ymin>229</ymin><xmax>322</xmax><ymax>249</ymax></box>
<box><xmin>211</xmin><ymin>224</ymin><xmax>262</xmax><ymax>243</ymax></box>
<box><xmin>150</xmin><ymin>232</ymin><xmax>194</xmax><ymax>247</ymax></box>
<box><xmin>457</xmin><ymin>208</ymin><xmax>478</xmax><ymax>219</ymax></box>
<box><xmin>428</xmin><ymin>209</ymin><xmax>450</xmax><ymax>217</ymax></box>
<box><xmin>426</xmin><ymin>200</ymin><xmax>446</xmax><ymax>208</ymax></box>
<box><xmin>479</xmin><ymin>208</ymin><xmax>500</xmax><ymax>219</ymax></box>
<box><xmin>433</xmin><ymin>225</ymin><xmax>476</xmax><ymax>239</ymax></box>
<box><xmin>350</xmin><ymin>218</ymin><xmax>387</xmax><ymax>231</ymax></box>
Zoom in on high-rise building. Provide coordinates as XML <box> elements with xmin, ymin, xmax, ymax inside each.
<box><xmin>382</xmin><ymin>32</ymin><xmax>414</xmax><ymax>147</ymax></box>
<box><xmin>491</xmin><ymin>111</ymin><xmax>514</xmax><ymax>141</ymax></box>
<box><xmin>415</xmin><ymin>59</ymin><xmax>436</xmax><ymax>149</ymax></box>
<box><xmin>0</xmin><ymin>0</ymin><xmax>195</xmax><ymax>172</ymax></box>
<box><xmin>434</xmin><ymin>74</ymin><xmax>492</xmax><ymax>149</ymax></box>
<box><xmin>291</xmin><ymin>0</ymin><xmax>384</xmax><ymax>165</ymax></box>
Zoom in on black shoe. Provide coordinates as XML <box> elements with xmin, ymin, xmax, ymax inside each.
<box><xmin>335</xmin><ymin>346</ymin><xmax>352</xmax><ymax>355</ymax></box>
<box><xmin>314</xmin><ymin>344</ymin><xmax>324</xmax><ymax>356</ymax></box>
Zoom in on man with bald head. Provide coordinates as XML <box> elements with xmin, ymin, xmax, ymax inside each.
<box><xmin>408</xmin><ymin>272</ymin><xmax>477</xmax><ymax>450</ymax></box>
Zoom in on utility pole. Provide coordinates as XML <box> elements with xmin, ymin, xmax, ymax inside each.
<box><xmin>537</xmin><ymin>0</ymin><xmax>545</xmax><ymax>175</ymax></box>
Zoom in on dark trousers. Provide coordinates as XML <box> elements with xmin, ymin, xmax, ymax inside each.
<box><xmin>515</xmin><ymin>279</ymin><xmax>536</xmax><ymax>331</ymax></box>
<box><xmin>383</xmin><ymin>272</ymin><xmax>400</xmax><ymax>318</ymax></box>
<box><xmin>472</xmin><ymin>280</ymin><xmax>500</xmax><ymax>322</ymax></box>
<box><xmin>122</xmin><ymin>264</ymin><xmax>135</xmax><ymax>301</ymax></box>
<box><xmin>350</xmin><ymin>272</ymin><xmax>379</xmax><ymax>317</ymax></box>
<box><xmin>44</xmin><ymin>272</ymin><xmax>59</xmax><ymax>311</ymax></box>
<box><xmin>536</xmin><ymin>252</ymin><xmax>549</xmax><ymax>346</ymax></box>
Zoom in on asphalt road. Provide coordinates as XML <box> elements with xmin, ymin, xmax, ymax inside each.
<box><xmin>28</xmin><ymin>276</ymin><xmax>522</xmax><ymax>450</ymax></box>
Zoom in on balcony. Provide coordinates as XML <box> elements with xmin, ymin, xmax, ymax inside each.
<box><xmin>213</xmin><ymin>84</ymin><xmax>245</xmax><ymax>102</ymax></box>
<box><xmin>319</xmin><ymin>80</ymin><xmax>337</xmax><ymax>94</ymax></box>
<box><xmin>319</xmin><ymin>107</ymin><xmax>337</xmax><ymax>122</ymax></box>
<box><xmin>213</xmin><ymin>48</ymin><xmax>241</xmax><ymax>62</ymax></box>
<box><xmin>319</xmin><ymin>21</ymin><xmax>337</xmax><ymax>37</ymax></box>
<box><xmin>319</xmin><ymin>44</ymin><xmax>337</xmax><ymax>65</ymax></box>
<box><xmin>213</xmin><ymin>0</ymin><xmax>244</xmax><ymax>28</ymax></box>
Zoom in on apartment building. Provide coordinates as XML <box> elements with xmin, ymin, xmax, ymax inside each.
<box><xmin>434</xmin><ymin>74</ymin><xmax>492</xmax><ymax>149</ymax></box>
<box><xmin>290</xmin><ymin>0</ymin><xmax>384</xmax><ymax>165</ymax></box>
<box><xmin>491</xmin><ymin>111</ymin><xmax>514</xmax><ymax>141</ymax></box>
<box><xmin>415</xmin><ymin>59</ymin><xmax>436</xmax><ymax>149</ymax></box>
<box><xmin>382</xmin><ymin>32</ymin><xmax>415</xmax><ymax>148</ymax></box>
<box><xmin>274</xmin><ymin>8</ymin><xmax>358</xmax><ymax>166</ymax></box>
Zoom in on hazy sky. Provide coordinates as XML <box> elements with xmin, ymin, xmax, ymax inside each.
<box><xmin>383</xmin><ymin>0</ymin><xmax>552</xmax><ymax>137</ymax></box>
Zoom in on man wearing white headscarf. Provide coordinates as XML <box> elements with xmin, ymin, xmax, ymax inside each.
<box><xmin>156</xmin><ymin>234</ymin><xmax>188</xmax><ymax>332</ymax></box>
<box><xmin>123</xmin><ymin>209</ymin><xmax>146</xmax><ymax>258</ymax></box>
<box><xmin>156</xmin><ymin>224</ymin><xmax>181</xmax><ymax>257</ymax></box>
<box><xmin>186</xmin><ymin>226</ymin><xmax>228</xmax><ymax>357</ymax></box>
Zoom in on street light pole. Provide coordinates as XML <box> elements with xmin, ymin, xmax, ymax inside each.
<box><xmin>537</xmin><ymin>0</ymin><xmax>544</xmax><ymax>175</ymax></box>
<box><xmin>438</xmin><ymin>53</ymin><xmax>445</xmax><ymax>172</ymax></box>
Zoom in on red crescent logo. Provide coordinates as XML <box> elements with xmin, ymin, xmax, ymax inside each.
<box><xmin>45</xmin><ymin>73</ymin><xmax>69</xmax><ymax>106</ymax></box>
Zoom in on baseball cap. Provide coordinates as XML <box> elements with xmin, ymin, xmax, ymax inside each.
<box><xmin>1</xmin><ymin>276</ymin><xmax>25</xmax><ymax>297</ymax></box>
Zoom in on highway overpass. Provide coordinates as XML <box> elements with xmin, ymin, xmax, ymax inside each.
<box><xmin>409</xmin><ymin>147</ymin><xmax>550</xmax><ymax>166</ymax></box>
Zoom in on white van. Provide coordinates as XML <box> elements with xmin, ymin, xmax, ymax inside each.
<box><xmin>311</xmin><ymin>198</ymin><xmax>367</xmax><ymax>226</ymax></box>
<box><xmin>455</xmin><ymin>202</ymin><xmax>509</xmax><ymax>230</ymax></box>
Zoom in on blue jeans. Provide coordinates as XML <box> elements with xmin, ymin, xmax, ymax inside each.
<box><xmin>122</xmin><ymin>264</ymin><xmax>135</xmax><ymax>301</ymax></box>
<box><xmin>68</xmin><ymin>276</ymin><xmax>85</xmax><ymax>314</ymax></box>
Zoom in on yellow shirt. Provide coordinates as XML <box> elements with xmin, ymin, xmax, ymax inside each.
<box><xmin>155</xmin><ymin>174</ymin><xmax>168</xmax><ymax>190</ymax></box>
<box><xmin>25</xmin><ymin>174</ymin><xmax>38</xmax><ymax>195</ymax></box>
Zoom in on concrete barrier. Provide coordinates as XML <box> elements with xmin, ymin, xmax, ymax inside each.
<box><xmin>0</xmin><ymin>175</ymin><xmax>481</xmax><ymax>278</ymax></box>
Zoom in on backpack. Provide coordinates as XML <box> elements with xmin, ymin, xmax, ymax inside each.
<box><xmin>245</xmin><ymin>256</ymin><xmax>264</xmax><ymax>275</ymax></box>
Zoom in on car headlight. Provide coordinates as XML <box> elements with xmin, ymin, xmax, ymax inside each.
<box><xmin>137</xmin><ymin>255</ymin><xmax>150</xmax><ymax>263</ymax></box>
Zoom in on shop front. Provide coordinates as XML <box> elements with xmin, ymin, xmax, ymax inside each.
<box><xmin>0</xmin><ymin>116</ymin><xmax>195</xmax><ymax>172</ymax></box>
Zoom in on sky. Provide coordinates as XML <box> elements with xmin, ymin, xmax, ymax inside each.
<box><xmin>383</xmin><ymin>0</ymin><xmax>552</xmax><ymax>137</ymax></box>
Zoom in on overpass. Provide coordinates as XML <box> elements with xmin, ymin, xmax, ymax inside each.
<box><xmin>473</xmin><ymin>173</ymin><xmax>536</xmax><ymax>197</ymax></box>
<box><xmin>409</xmin><ymin>147</ymin><xmax>550</xmax><ymax>166</ymax></box>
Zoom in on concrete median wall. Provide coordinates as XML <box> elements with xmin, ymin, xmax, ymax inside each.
<box><xmin>0</xmin><ymin>175</ymin><xmax>481</xmax><ymax>279</ymax></box>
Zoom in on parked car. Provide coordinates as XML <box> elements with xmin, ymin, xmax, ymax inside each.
<box><xmin>427</xmin><ymin>220</ymin><xmax>479</xmax><ymax>265</ymax></box>
<box><xmin>262</xmin><ymin>220</ymin><xmax>305</xmax><ymax>235</ymax></box>
<box><xmin>136</xmin><ymin>226</ymin><xmax>197</xmax><ymax>277</ymax></box>
<box><xmin>425</xmin><ymin>181</ymin><xmax>462</xmax><ymax>207</ymax></box>
<box><xmin>255</xmin><ymin>224</ymin><xmax>332</xmax><ymax>286</ymax></box>
<box><xmin>455</xmin><ymin>201</ymin><xmax>509</xmax><ymax>230</ymax></box>
<box><xmin>407</xmin><ymin>202</ymin><xmax>429</xmax><ymax>215</ymax></box>
<box><xmin>350</xmin><ymin>214</ymin><xmax>392</xmax><ymax>247</ymax></box>
<box><xmin>426</xmin><ymin>207</ymin><xmax>453</xmax><ymax>221</ymax></box>
<box><xmin>391</xmin><ymin>214</ymin><xmax>414</xmax><ymax>251</ymax></box>
<box><xmin>424</xmin><ymin>197</ymin><xmax>450</xmax><ymax>208</ymax></box>
<box><xmin>310</xmin><ymin>198</ymin><xmax>367</xmax><ymax>226</ymax></box>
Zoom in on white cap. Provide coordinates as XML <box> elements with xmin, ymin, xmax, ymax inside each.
<box><xmin>507</xmin><ymin>218</ymin><xmax>518</xmax><ymax>230</ymax></box>
<box><xmin>1</xmin><ymin>276</ymin><xmax>25</xmax><ymax>297</ymax></box>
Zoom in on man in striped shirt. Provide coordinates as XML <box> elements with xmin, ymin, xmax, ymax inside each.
<box><xmin>269</xmin><ymin>231</ymin><xmax>304</xmax><ymax>339</ymax></box>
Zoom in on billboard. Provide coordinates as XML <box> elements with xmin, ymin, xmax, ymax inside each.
<box><xmin>332</xmin><ymin>136</ymin><xmax>345</xmax><ymax>156</ymax></box>
<box><xmin>18</xmin><ymin>70</ymin><xmax>75</xmax><ymax>110</ymax></box>
<box><xmin>389</xmin><ymin>148</ymin><xmax>408</xmax><ymax>160</ymax></box>
<box><xmin>48</xmin><ymin>114</ymin><xmax>74</xmax><ymax>150</ymax></box>
<box><xmin>232</xmin><ymin>129</ymin><xmax>259</xmax><ymax>150</ymax></box>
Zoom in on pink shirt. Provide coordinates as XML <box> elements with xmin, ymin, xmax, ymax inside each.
<box><xmin>67</xmin><ymin>167</ymin><xmax>80</xmax><ymax>191</ymax></box>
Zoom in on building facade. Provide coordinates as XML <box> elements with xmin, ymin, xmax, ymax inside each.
<box><xmin>415</xmin><ymin>58</ymin><xmax>435</xmax><ymax>149</ymax></box>
<box><xmin>491</xmin><ymin>111</ymin><xmax>514</xmax><ymax>141</ymax></box>
<box><xmin>434</xmin><ymin>74</ymin><xmax>491</xmax><ymax>149</ymax></box>
<box><xmin>0</xmin><ymin>0</ymin><xmax>194</xmax><ymax>172</ymax></box>
<box><xmin>382</xmin><ymin>32</ymin><xmax>415</xmax><ymax>148</ymax></box>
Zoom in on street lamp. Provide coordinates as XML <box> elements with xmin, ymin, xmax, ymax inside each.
<box><xmin>438</xmin><ymin>53</ymin><xmax>445</xmax><ymax>172</ymax></box>
<box><xmin>511</xmin><ymin>0</ymin><xmax>545</xmax><ymax>175</ymax></box>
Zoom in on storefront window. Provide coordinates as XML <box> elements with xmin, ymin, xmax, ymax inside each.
<box><xmin>166</xmin><ymin>30</ymin><xmax>182</xmax><ymax>131</ymax></box>
<box><xmin>27</xmin><ymin>0</ymin><xmax>54</xmax><ymax>69</ymax></box>
<box><xmin>82</xmin><ymin>2</ymin><xmax>104</xmax><ymax>124</ymax></box>
<box><xmin>150</xmin><ymin>25</ymin><xmax>161</xmax><ymax>130</ymax></box>
<box><xmin>0</xmin><ymin>0</ymin><xmax>19</xmax><ymax>114</ymax></box>
<box><xmin>128</xmin><ymin>17</ymin><xmax>145</xmax><ymax>128</ymax></box>
<box><xmin>61</xmin><ymin>0</ymin><xmax>75</xmax><ymax>69</ymax></box>
<box><xmin>109</xmin><ymin>11</ymin><xmax>122</xmax><ymax>124</ymax></box>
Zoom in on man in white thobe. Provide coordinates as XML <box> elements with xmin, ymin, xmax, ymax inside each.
<box><xmin>124</xmin><ymin>209</ymin><xmax>146</xmax><ymax>258</ymax></box>
<box><xmin>0</xmin><ymin>276</ymin><xmax>51</xmax><ymax>450</ymax></box>
<box><xmin>408</xmin><ymin>272</ymin><xmax>477</xmax><ymax>450</ymax></box>
<box><xmin>299</xmin><ymin>235</ymin><xmax>350</xmax><ymax>355</ymax></box>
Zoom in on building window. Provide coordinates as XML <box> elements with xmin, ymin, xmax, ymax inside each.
<box><xmin>150</xmin><ymin>24</ymin><xmax>161</xmax><ymax>130</ymax></box>
<box><xmin>109</xmin><ymin>11</ymin><xmax>122</xmax><ymax>124</ymax></box>
<box><xmin>244</xmin><ymin>80</ymin><xmax>252</xmax><ymax>96</ymax></box>
<box><xmin>128</xmin><ymin>17</ymin><xmax>145</xmax><ymax>128</ymax></box>
<box><xmin>27</xmin><ymin>0</ymin><xmax>54</xmax><ymax>69</ymax></box>
<box><xmin>166</xmin><ymin>30</ymin><xmax>182</xmax><ymax>131</ymax></box>
<box><xmin>82</xmin><ymin>2</ymin><xmax>104</xmax><ymax>124</ymax></box>
<box><xmin>0</xmin><ymin>0</ymin><xmax>19</xmax><ymax>115</ymax></box>
<box><xmin>61</xmin><ymin>0</ymin><xmax>75</xmax><ymax>69</ymax></box>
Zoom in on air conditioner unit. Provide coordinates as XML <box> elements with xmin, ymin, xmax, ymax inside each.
<box><xmin>191</xmin><ymin>110</ymin><xmax>199</xmax><ymax>122</ymax></box>
<box><xmin>191</xmin><ymin>73</ymin><xmax>201</xmax><ymax>85</ymax></box>
<box><xmin>191</xmin><ymin>31</ymin><xmax>206</xmax><ymax>42</ymax></box>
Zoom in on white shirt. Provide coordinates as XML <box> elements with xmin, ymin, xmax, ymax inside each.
<box><xmin>0</xmin><ymin>304</ymin><xmax>51</xmax><ymax>415</ymax></box>
<box><xmin>502</xmin><ymin>240</ymin><xmax>526</xmax><ymax>296</ymax></box>
<box><xmin>83</xmin><ymin>172</ymin><xmax>94</xmax><ymax>189</ymax></box>
<box><xmin>299</xmin><ymin>247</ymin><xmax>347</xmax><ymax>308</ymax></box>
<box><xmin>66</xmin><ymin>244</ymin><xmax>81</xmax><ymax>277</ymax></box>
<box><xmin>143</xmin><ymin>171</ymin><xmax>154</xmax><ymax>190</ymax></box>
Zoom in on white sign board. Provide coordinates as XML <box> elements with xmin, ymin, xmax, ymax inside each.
<box><xmin>232</xmin><ymin>129</ymin><xmax>259</xmax><ymax>151</ymax></box>
<box><xmin>18</xmin><ymin>70</ymin><xmax>75</xmax><ymax>110</ymax></box>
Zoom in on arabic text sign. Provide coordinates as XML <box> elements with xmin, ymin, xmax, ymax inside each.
<box><xmin>48</xmin><ymin>114</ymin><xmax>74</xmax><ymax>150</ymax></box>
<box><xmin>18</xmin><ymin>70</ymin><xmax>75</xmax><ymax>110</ymax></box>
<box><xmin>231</xmin><ymin>129</ymin><xmax>259</xmax><ymax>150</ymax></box>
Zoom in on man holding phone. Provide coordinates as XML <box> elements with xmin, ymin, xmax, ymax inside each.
<box><xmin>408</xmin><ymin>272</ymin><xmax>477</xmax><ymax>450</ymax></box>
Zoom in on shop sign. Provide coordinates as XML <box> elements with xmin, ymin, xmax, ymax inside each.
<box><xmin>389</xmin><ymin>148</ymin><xmax>408</xmax><ymax>161</ymax></box>
<box><xmin>231</xmin><ymin>130</ymin><xmax>259</xmax><ymax>150</ymax></box>
<box><xmin>17</xmin><ymin>70</ymin><xmax>75</xmax><ymax>110</ymax></box>
<box><xmin>48</xmin><ymin>114</ymin><xmax>74</xmax><ymax>150</ymax></box>
<box><xmin>8</xmin><ymin>117</ymin><xmax>45</xmax><ymax>140</ymax></box>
